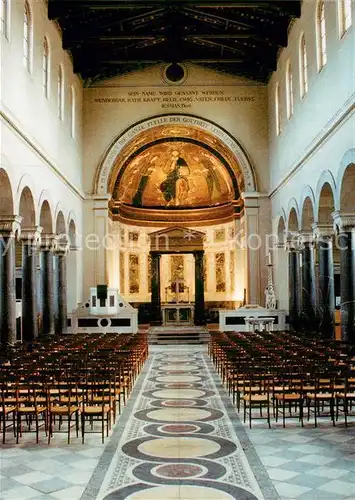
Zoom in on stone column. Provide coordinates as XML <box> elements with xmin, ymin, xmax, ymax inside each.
<box><xmin>40</xmin><ymin>234</ymin><xmax>56</xmax><ymax>338</ymax></box>
<box><xmin>312</xmin><ymin>223</ymin><xmax>335</xmax><ymax>339</ymax></box>
<box><xmin>194</xmin><ymin>250</ymin><xmax>206</xmax><ymax>325</ymax></box>
<box><xmin>21</xmin><ymin>227</ymin><xmax>42</xmax><ymax>343</ymax></box>
<box><xmin>54</xmin><ymin>242</ymin><xmax>69</xmax><ymax>336</ymax></box>
<box><xmin>150</xmin><ymin>252</ymin><xmax>162</xmax><ymax>325</ymax></box>
<box><xmin>332</xmin><ymin>212</ymin><xmax>355</xmax><ymax>343</ymax></box>
<box><xmin>300</xmin><ymin>233</ymin><xmax>316</xmax><ymax>329</ymax></box>
<box><xmin>287</xmin><ymin>241</ymin><xmax>301</xmax><ymax>331</ymax></box>
<box><xmin>0</xmin><ymin>216</ymin><xmax>22</xmax><ymax>345</ymax></box>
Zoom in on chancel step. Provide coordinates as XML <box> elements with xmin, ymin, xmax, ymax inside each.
<box><xmin>148</xmin><ymin>326</ymin><xmax>210</xmax><ymax>345</ymax></box>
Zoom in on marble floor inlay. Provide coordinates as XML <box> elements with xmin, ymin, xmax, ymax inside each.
<box><xmin>2</xmin><ymin>345</ymin><xmax>353</xmax><ymax>499</ymax></box>
<box><xmin>83</xmin><ymin>348</ymin><xmax>271</xmax><ymax>500</ymax></box>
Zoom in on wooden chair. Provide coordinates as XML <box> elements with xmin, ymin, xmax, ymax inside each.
<box><xmin>0</xmin><ymin>384</ymin><xmax>17</xmax><ymax>443</ymax></box>
<box><xmin>47</xmin><ymin>381</ymin><xmax>80</xmax><ymax>444</ymax></box>
<box><xmin>81</xmin><ymin>373</ymin><xmax>113</xmax><ymax>444</ymax></box>
<box><xmin>243</xmin><ymin>369</ymin><xmax>271</xmax><ymax>428</ymax></box>
<box><xmin>16</xmin><ymin>384</ymin><xmax>47</xmax><ymax>443</ymax></box>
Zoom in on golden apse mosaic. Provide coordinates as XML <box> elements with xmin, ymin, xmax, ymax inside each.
<box><xmin>116</xmin><ymin>141</ymin><xmax>235</xmax><ymax>209</ymax></box>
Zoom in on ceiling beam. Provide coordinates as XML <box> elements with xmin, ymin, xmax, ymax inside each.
<box><xmin>48</xmin><ymin>0</ymin><xmax>300</xmax><ymax>17</ymax></box>
<box><xmin>63</xmin><ymin>31</ymin><xmax>272</xmax><ymax>45</ymax></box>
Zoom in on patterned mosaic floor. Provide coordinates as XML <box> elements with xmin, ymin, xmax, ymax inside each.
<box><xmin>1</xmin><ymin>345</ymin><xmax>354</xmax><ymax>500</ymax></box>
<box><xmin>82</xmin><ymin>347</ymin><xmax>275</xmax><ymax>500</ymax></box>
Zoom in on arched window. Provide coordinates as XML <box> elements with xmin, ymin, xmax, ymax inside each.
<box><xmin>339</xmin><ymin>0</ymin><xmax>352</xmax><ymax>37</ymax></box>
<box><xmin>0</xmin><ymin>0</ymin><xmax>9</xmax><ymax>39</ymax></box>
<box><xmin>70</xmin><ymin>86</ymin><xmax>76</xmax><ymax>138</ymax></box>
<box><xmin>43</xmin><ymin>36</ymin><xmax>50</xmax><ymax>98</ymax></box>
<box><xmin>23</xmin><ymin>1</ymin><xmax>32</xmax><ymax>72</ymax></box>
<box><xmin>275</xmin><ymin>83</ymin><xmax>281</xmax><ymax>136</ymax></box>
<box><xmin>316</xmin><ymin>0</ymin><xmax>327</xmax><ymax>71</ymax></box>
<box><xmin>285</xmin><ymin>60</ymin><xmax>294</xmax><ymax>119</ymax></box>
<box><xmin>57</xmin><ymin>65</ymin><xmax>64</xmax><ymax>120</ymax></box>
<box><xmin>299</xmin><ymin>33</ymin><xmax>308</xmax><ymax>98</ymax></box>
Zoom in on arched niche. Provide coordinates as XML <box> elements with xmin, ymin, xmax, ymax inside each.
<box><xmin>19</xmin><ymin>187</ymin><xmax>36</xmax><ymax>227</ymax></box>
<box><xmin>94</xmin><ymin>114</ymin><xmax>257</xmax><ymax>197</ymax></box>
<box><xmin>39</xmin><ymin>200</ymin><xmax>53</xmax><ymax>234</ymax></box>
<box><xmin>0</xmin><ymin>168</ymin><xmax>14</xmax><ymax>215</ymax></box>
<box><xmin>318</xmin><ymin>182</ymin><xmax>336</xmax><ymax>225</ymax></box>
<box><xmin>340</xmin><ymin>163</ymin><xmax>355</xmax><ymax>212</ymax></box>
<box><xmin>301</xmin><ymin>196</ymin><xmax>315</xmax><ymax>232</ymax></box>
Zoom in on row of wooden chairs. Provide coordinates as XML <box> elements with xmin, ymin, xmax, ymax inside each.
<box><xmin>210</xmin><ymin>330</ymin><xmax>355</xmax><ymax>428</ymax></box>
<box><xmin>0</xmin><ymin>332</ymin><xmax>148</xmax><ymax>444</ymax></box>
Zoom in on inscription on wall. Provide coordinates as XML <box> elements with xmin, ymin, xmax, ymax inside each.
<box><xmin>93</xmin><ymin>89</ymin><xmax>255</xmax><ymax>109</ymax></box>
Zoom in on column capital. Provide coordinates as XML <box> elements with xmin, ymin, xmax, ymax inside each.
<box><xmin>286</xmin><ymin>232</ymin><xmax>303</xmax><ymax>251</ymax></box>
<box><xmin>40</xmin><ymin>233</ymin><xmax>57</xmax><ymax>251</ymax></box>
<box><xmin>20</xmin><ymin>226</ymin><xmax>43</xmax><ymax>245</ymax></box>
<box><xmin>54</xmin><ymin>234</ymin><xmax>70</xmax><ymax>254</ymax></box>
<box><xmin>0</xmin><ymin>215</ymin><xmax>23</xmax><ymax>238</ymax></box>
<box><xmin>332</xmin><ymin>210</ymin><xmax>355</xmax><ymax>233</ymax></box>
<box><xmin>312</xmin><ymin>222</ymin><xmax>334</xmax><ymax>240</ymax></box>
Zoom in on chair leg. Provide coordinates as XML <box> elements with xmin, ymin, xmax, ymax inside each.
<box><xmin>68</xmin><ymin>414</ymin><xmax>71</xmax><ymax>445</ymax></box>
<box><xmin>102</xmin><ymin>412</ymin><xmax>105</xmax><ymax>444</ymax></box>
<box><xmin>81</xmin><ymin>414</ymin><xmax>85</xmax><ymax>444</ymax></box>
<box><xmin>76</xmin><ymin>411</ymin><xmax>79</xmax><ymax>437</ymax></box>
<box><xmin>267</xmin><ymin>402</ymin><xmax>271</xmax><ymax>429</ymax></box>
<box><xmin>48</xmin><ymin>413</ymin><xmax>52</xmax><ymax>445</ymax></box>
<box><xmin>35</xmin><ymin>414</ymin><xmax>39</xmax><ymax>444</ymax></box>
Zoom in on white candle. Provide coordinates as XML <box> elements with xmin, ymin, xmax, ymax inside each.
<box><xmin>268</xmin><ymin>252</ymin><xmax>272</xmax><ymax>265</ymax></box>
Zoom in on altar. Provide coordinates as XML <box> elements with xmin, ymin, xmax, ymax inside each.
<box><xmin>219</xmin><ymin>306</ymin><xmax>288</xmax><ymax>332</ymax></box>
<box><xmin>162</xmin><ymin>304</ymin><xmax>194</xmax><ymax>326</ymax></box>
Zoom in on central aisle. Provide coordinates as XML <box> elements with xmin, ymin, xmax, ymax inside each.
<box><xmin>81</xmin><ymin>346</ymin><xmax>276</xmax><ymax>500</ymax></box>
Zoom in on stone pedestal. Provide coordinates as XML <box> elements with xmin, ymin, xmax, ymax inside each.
<box><xmin>0</xmin><ymin>216</ymin><xmax>22</xmax><ymax>345</ymax></box>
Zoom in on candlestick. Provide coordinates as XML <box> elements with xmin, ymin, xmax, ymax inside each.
<box><xmin>268</xmin><ymin>252</ymin><xmax>272</xmax><ymax>265</ymax></box>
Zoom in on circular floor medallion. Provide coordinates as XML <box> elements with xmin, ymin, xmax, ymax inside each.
<box><xmin>138</xmin><ymin>437</ymin><xmax>220</xmax><ymax>459</ymax></box>
<box><xmin>161</xmin><ymin>400</ymin><xmax>195</xmax><ymax>407</ymax></box>
<box><xmin>165</xmin><ymin>383</ymin><xmax>194</xmax><ymax>389</ymax></box>
<box><xmin>154</xmin><ymin>463</ymin><xmax>203</xmax><ymax>479</ymax></box>
<box><xmin>160</xmin><ymin>424</ymin><xmax>199</xmax><ymax>434</ymax></box>
<box><xmin>159</xmin><ymin>364</ymin><xmax>200</xmax><ymax>372</ymax></box>
<box><xmin>145</xmin><ymin>407</ymin><xmax>212</xmax><ymax>422</ymax></box>
<box><xmin>156</xmin><ymin>375</ymin><xmax>201</xmax><ymax>383</ymax></box>
<box><xmin>127</xmin><ymin>485</ymin><xmax>234</xmax><ymax>500</ymax></box>
<box><xmin>152</xmin><ymin>389</ymin><xmax>205</xmax><ymax>400</ymax></box>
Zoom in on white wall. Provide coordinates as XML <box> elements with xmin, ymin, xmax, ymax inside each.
<box><xmin>83</xmin><ymin>64</ymin><xmax>269</xmax><ymax>195</ymax></box>
<box><xmin>0</xmin><ymin>0</ymin><xmax>84</xmax><ymax>190</ymax></box>
<box><xmin>268</xmin><ymin>0</ymin><xmax>354</xmax><ymax>222</ymax></box>
<box><xmin>0</xmin><ymin>0</ymin><xmax>85</xmax><ymax>305</ymax></box>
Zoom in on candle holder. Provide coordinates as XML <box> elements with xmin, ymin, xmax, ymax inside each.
<box><xmin>265</xmin><ymin>262</ymin><xmax>277</xmax><ymax>310</ymax></box>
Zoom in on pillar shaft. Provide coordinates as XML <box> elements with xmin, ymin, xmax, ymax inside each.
<box><xmin>150</xmin><ymin>252</ymin><xmax>162</xmax><ymax>325</ymax></box>
<box><xmin>56</xmin><ymin>252</ymin><xmax>68</xmax><ymax>335</ymax></box>
<box><xmin>339</xmin><ymin>232</ymin><xmax>354</xmax><ymax>342</ymax></box>
<box><xmin>0</xmin><ymin>236</ymin><xmax>17</xmax><ymax>344</ymax></box>
<box><xmin>41</xmin><ymin>249</ymin><xmax>55</xmax><ymax>337</ymax></box>
<box><xmin>194</xmin><ymin>250</ymin><xmax>205</xmax><ymax>325</ymax></box>
<box><xmin>301</xmin><ymin>242</ymin><xmax>316</xmax><ymax>329</ymax></box>
<box><xmin>21</xmin><ymin>242</ymin><xmax>39</xmax><ymax>342</ymax></box>
<box><xmin>288</xmin><ymin>249</ymin><xmax>300</xmax><ymax>330</ymax></box>
<box><xmin>317</xmin><ymin>238</ymin><xmax>335</xmax><ymax>338</ymax></box>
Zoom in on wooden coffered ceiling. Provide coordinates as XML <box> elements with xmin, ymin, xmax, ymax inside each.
<box><xmin>48</xmin><ymin>0</ymin><xmax>301</xmax><ymax>84</ymax></box>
